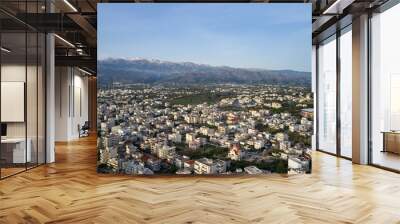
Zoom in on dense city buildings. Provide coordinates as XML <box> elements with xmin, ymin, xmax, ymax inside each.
<box><xmin>97</xmin><ymin>84</ymin><xmax>313</xmax><ymax>175</ymax></box>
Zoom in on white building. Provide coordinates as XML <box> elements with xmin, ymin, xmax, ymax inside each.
<box><xmin>275</xmin><ymin>133</ymin><xmax>288</xmax><ymax>142</ymax></box>
<box><xmin>186</xmin><ymin>133</ymin><xmax>196</xmax><ymax>143</ymax></box>
<box><xmin>254</xmin><ymin>140</ymin><xmax>265</xmax><ymax>150</ymax></box>
<box><xmin>168</xmin><ymin>133</ymin><xmax>182</xmax><ymax>143</ymax></box>
<box><xmin>175</xmin><ymin>155</ymin><xmax>190</xmax><ymax>169</ymax></box>
<box><xmin>288</xmin><ymin>157</ymin><xmax>310</xmax><ymax>174</ymax></box>
<box><xmin>189</xmin><ymin>140</ymin><xmax>201</xmax><ymax>150</ymax></box>
<box><xmin>244</xmin><ymin>166</ymin><xmax>263</xmax><ymax>175</ymax></box>
<box><xmin>228</xmin><ymin>143</ymin><xmax>243</xmax><ymax>161</ymax></box>
<box><xmin>271</xmin><ymin>102</ymin><xmax>282</xmax><ymax>109</ymax></box>
<box><xmin>194</xmin><ymin>158</ymin><xmax>226</xmax><ymax>174</ymax></box>
<box><xmin>157</xmin><ymin>145</ymin><xmax>176</xmax><ymax>159</ymax></box>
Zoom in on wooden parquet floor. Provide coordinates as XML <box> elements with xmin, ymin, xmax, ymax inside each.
<box><xmin>1</xmin><ymin>136</ymin><xmax>400</xmax><ymax>224</ymax></box>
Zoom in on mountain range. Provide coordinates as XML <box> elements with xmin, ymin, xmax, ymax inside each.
<box><xmin>98</xmin><ymin>58</ymin><xmax>311</xmax><ymax>87</ymax></box>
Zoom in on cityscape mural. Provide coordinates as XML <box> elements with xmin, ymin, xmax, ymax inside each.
<box><xmin>97</xmin><ymin>3</ymin><xmax>313</xmax><ymax>175</ymax></box>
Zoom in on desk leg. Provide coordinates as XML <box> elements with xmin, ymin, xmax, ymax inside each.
<box><xmin>382</xmin><ymin>133</ymin><xmax>386</xmax><ymax>153</ymax></box>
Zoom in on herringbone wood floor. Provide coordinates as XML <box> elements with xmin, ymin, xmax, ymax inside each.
<box><xmin>1</xmin><ymin>136</ymin><xmax>400</xmax><ymax>224</ymax></box>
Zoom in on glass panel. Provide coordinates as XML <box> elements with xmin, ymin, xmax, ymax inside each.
<box><xmin>26</xmin><ymin>0</ymin><xmax>39</xmax><ymax>169</ymax></box>
<box><xmin>339</xmin><ymin>27</ymin><xmax>352</xmax><ymax>158</ymax></box>
<box><xmin>371</xmin><ymin>3</ymin><xmax>400</xmax><ymax>171</ymax></box>
<box><xmin>27</xmin><ymin>30</ymin><xmax>38</xmax><ymax>169</ymax></box>
<box><xmin>38</xmin><ymin>32</ymin><xmax>45</xmax><ymax>165</ymax></box>
<box><xmin>0</xmin><ymin>1</ymin><xmax>46</xmax><ymax>178</ymax></box>
<box><xmin>317</xmin><ymin>35</ymin><xmax>337</xmax><ymax>154</ymax></box>
<box><xmin>1</xmin><ymin>31</ymin><xmax>27</xmax><ymax>177</ymax></box>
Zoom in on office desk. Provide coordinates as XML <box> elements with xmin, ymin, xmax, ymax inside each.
<box><xmin>1</xmin><ymin>138</ymin><xmax>31</xmax><ymax>164</ymax></box>
<box><xmin>382</xmin><ymin>131</ymin><xmax>400</xmax><ymax>154</ymax></box>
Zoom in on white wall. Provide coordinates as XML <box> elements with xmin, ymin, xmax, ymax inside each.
<box><xmin>1</xmin><ymin>63</ymin><xmax>46</xmax><ymax>164</ymax></box>
<box><xmin>1</xmin><ymin>65</ymin><xmax>26</xmax><ymax>138</ymax></box>
<box><xmin>55</xmin><ymin>66</ymin><xmax>70</xmax><ymax>141</ymax></box>
<box><xmin>55</xmin><ymin>67</ymin><xmax>89</xmax><ymax>141</ymax></box>
<box><xmin>73</xmin><ymin>72</ymin><xmax>89</xmax><ymax>138</ymax></box>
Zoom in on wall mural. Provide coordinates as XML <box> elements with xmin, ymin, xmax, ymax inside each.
<box><xmin>97</xmin><ymin>3</ymin><xmax>313</xmax><ymax>175</ymax></box>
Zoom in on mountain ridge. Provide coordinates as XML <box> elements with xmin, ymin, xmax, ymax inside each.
<box><xmin>98</xmin><ymin>58</ymin><xmax>311</xmax><ymax>87</ymax></box>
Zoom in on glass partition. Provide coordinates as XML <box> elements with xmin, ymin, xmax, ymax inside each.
<box><xmin>317</xmin><ymin>35</ymin><xmax>337</xmax><ymax>154</ymax></box>
<box><xmin>27</xmin><ymin>31</ymin><xmax>38</xmax><ymax>169</ymax></box>
<box><xmin>370</xmin><ymin>3</ymin><xmax>400</xmax><ymax>171</ymax></box>
<box><xmin>339</xmin><ymin>26</ymin><xmax>352</xmax><ymax>158</ymax></box>
<box><xmin>0</xmin><ymin>1</ymin><xmax>46</xmax><ymax>179</ymax></box>
<box><xmin>1</xmin><ymin>31</ymin><xmax>28</xmax><ymax>177</ymax></box>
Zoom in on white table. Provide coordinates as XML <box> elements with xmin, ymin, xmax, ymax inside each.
<box><xmin>1</xmin><ymin>138</ymin><xmax>31</xmax><ymax>163</ymax></box>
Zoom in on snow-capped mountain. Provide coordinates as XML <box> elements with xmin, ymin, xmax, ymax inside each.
<box><xmin>98</xmin><ymin>58</ymin><xmax>311</xmax><ymax>86</ymax></box>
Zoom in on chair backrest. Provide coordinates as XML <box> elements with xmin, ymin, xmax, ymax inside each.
<box><xmin>82</xmin><ymin>121</ymin><xmax>90</xmax><ymax>129</ymax></box>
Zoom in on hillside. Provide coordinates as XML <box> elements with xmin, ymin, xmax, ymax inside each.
<box><xmin>98</xmin><ymin>58</ymin><xmax>311</xmax><ymax>87</ymax></box>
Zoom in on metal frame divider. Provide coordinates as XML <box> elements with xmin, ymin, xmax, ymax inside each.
<box><xmin>336</xmin><ymin>25</ymin><xmax>341</xmax><ymax>157</ymax></box>
<box><xmin>367</xmin><ymin>10</ymin><xmax>373</xmax><ymax>165</ymax></box>
<box><xmin>0</xmin><ymin>23</ymin><xmax>2</xmax><ymax>179</ymax></box>
<box><xmin>25</xmin><ymin>1</ymin><xmax>28</xmax><ymax>172</ymax></box>
<box><xmin>315</xmin><ymin>45</ymin><xmax>319</xmax><ymax>152</ymax></box>
<box><xmin>0</xmin><ymin>0</ymin><xmax>48</xmax><ymax>180</ymax></box>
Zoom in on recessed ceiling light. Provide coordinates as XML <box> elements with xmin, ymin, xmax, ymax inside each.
<box><xmin>1</xmin><ymin>47</ymin><xmax>11</xmax><ymax>53</ymax></box>
<box><xmin>78</xmin><ymin>67</ymin><xmax>92</xmax><ymax>76</ymax></box>
<box><xmin>54</xmin><ymin>34</ymin><xmax>75</xmax><ymax>48</ymax></box>
<box><xmin>63</xmin><ymin>0</ymin><xmax>78</xmax><ymax>12</ymax></box>
<box><xmin>323</xmin><ymin>0</ymin><xmax>354</xmax><ymax>15</ymax></box>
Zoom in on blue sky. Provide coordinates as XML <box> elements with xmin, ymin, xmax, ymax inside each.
<box><xmin>98</xmin><ymin>4</ymin><xmax>311</xmax><ymax>72</ymax></box>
